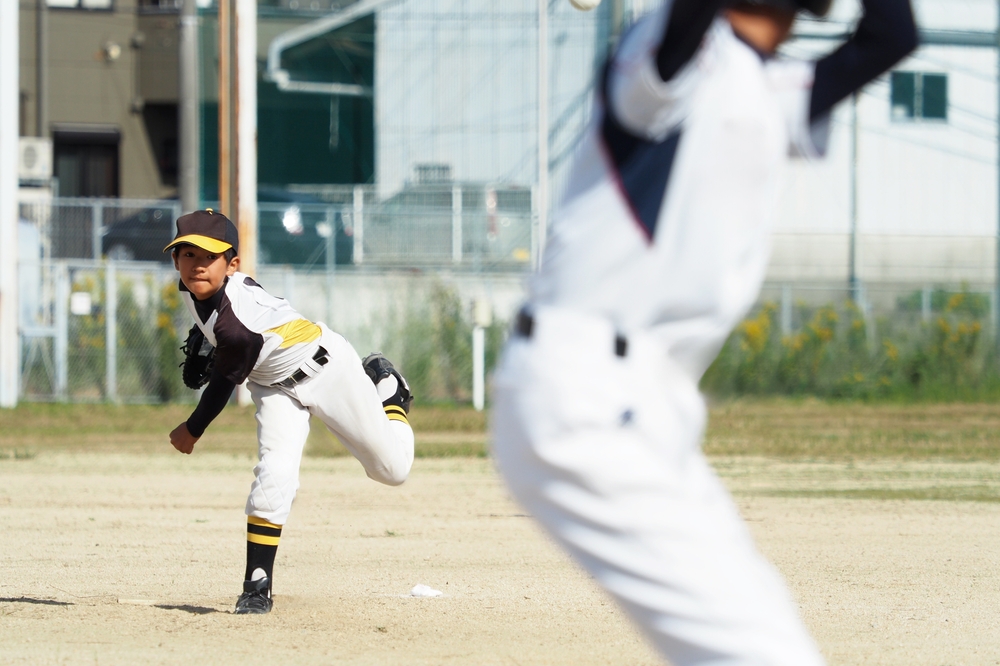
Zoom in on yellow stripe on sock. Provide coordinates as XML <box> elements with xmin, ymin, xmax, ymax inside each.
<box><xmin>386</xmin><ymin>412</ymin><xmax>409</xmax><ymax>425</ymax></box>
<box><xmin>247</xmin><ymin>516</ymin><xmax>283</xmax><ymax>530</ymax></box>
<box><xmin>267</xmin><ymin>319</ymin><xmax>322</xmax><ymax>348</ymax></box>
<box><xmin>247</xmin><ymin>533</ymin><xmax>281</xmax><ymax>546</ymax></box>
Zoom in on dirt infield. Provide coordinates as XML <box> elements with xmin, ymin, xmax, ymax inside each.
<box><xmin>2</xmin><ymin>453</ymin><xmax>1000</xmax><ymax>665</ymax></box>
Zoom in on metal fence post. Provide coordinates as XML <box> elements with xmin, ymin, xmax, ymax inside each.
<box><xmin>353</xmin><ymin>185</ymin><xmax>364</xmax><ymax>265</ymax></box>
<box><xmin>54</xmin><ymin>261</ymin><xmax>68</xmax><ymax>400</ymax></box>
<box><xmin>530</xmin><ymin>185</ymin><xmax>540</xmax><ymax>271</ymax></box>
<box><xmin>452</xmin><ymin>185</ymin><xmax>463</xmax><ymax>264</ymax></box>
<box><xmin>324</xmin><ymin>206</ymin><xmax>336</xmax><ymax>326</ymax></box>
<box><xmin>91</xmin><ymin>201</ymin><xmax>104</xmax><ymax>260</ymax></box>
<box><xmin>283</xmin><ymin>266</ymin><xmax>295</xmax><ymax>303</ymax></box>
<box><xmin>472</xmin><ymin>325</ymin><xmax>485</xmax><ymax>411</ymax></box>
<box><xmin>780</xmin><ymin>285</ymin><xmax>792</xmax><ymax>335</ymax></box>
<box><xmin>105</xmin><ymin>261</ymin><xmax>118</xmax><ymax>403</ymax></box>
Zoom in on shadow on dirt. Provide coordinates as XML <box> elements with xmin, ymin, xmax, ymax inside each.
<box><xmin>0</xmin><ymin>597</ymin><xmax>73</xmax><ymax>606</ymax></box>
<box><xmin>155</xmin><ymin>604</ymin><xmax>221</xmax><ymax>615</ymax></box>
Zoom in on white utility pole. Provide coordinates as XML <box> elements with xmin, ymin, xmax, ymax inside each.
<box><xmin>472</xmin><ymin>299</ymin><xmax>492</xmax><ymax>411</ymax></box>
<box><xmin>219</xmin><ymin>0</ymin><xmax>258</xmax><ymax>277</ymax></box>
<box><xmin>848</xmin><ymin>93</ymin><xmax>860</xmax><ymax>303</ymax></box>
<box><xmin>179</xmin><ymin>0</ymin><xmax>200</xmax><ymax>214</ymax></box>
<box><xmin>0</xmin><ymin>0</ymin><xmax>20</xmax><ymax>407</ymax></box>
<box><xmin>995</xmin><ymin>0</ymin><xmax>1000</xmax><ymax>344</ymax></box>
<box><xmin>220</xmin><ymin>0</ymin><xmax>258</xmax><ymax>406</ymax></box>
<box><xmin>236</xmin><ymin>0</ymin><xmax>257</xmax><ymax>280</ymax></box>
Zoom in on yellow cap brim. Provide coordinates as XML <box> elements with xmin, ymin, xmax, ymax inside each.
<box><xmin>163</xmin><ymin>234</ymin><xmax>233</xmax><ymax>254</ymax></box>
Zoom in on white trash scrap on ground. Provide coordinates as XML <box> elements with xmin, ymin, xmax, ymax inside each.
<box><xmin>409</xmin><ymin>584</ymin><xmax>443</xmax><ymax>598</ymax></box>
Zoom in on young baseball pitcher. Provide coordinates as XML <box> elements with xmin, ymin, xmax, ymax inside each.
<box><xmin>491</xmin><ymin>0</ymin><xmax>916</xmax><ymax>663</ymax></box>
<box><xmin>165</xmin><ymin>209</ymin><xmax>414</xmax><ymax>614</ymax></box>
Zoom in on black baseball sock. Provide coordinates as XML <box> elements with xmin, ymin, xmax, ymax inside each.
<box><xmin>245</xmin><ymin>517</ymin><xmax>282</xmax><ymax>584</ymax></box>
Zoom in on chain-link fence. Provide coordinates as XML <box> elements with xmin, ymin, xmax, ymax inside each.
<box><xmin>20</xmin><ymin>261</ymin><xmax>187</xmax><ymax>404</ymax></box>
<box><xmin>19</xmin><ymin>188</ymin><xmax>535</xmax><ymax>271</ymax></box>
<box><xmin>16</xmin><ymin>194</ymin><xmax>1000</xmax><ymax>404</ymax></box>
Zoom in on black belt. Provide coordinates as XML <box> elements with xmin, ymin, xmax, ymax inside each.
<box><xmin>515</xmin><ymin>310</ymin><xmax>627</xmax><ymax>358</ymax></box>
<box><xmin>274</xmin><ymin>346</ymin><xmax>329</xmax><ymax>388</ymax></box>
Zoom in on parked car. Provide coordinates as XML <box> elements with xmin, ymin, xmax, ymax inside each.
<box><xmin>101</xmin><ymin>188</ymin><xmax>353</xmax><ymax>266</ymax></box>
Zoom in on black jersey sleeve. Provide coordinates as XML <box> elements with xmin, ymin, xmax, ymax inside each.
<box><xmin>809</xmin><ymin>0</ymin><xmax>918</xmax><ymax>121</ymax></box>
<box><xmin>185</xmin><ymin>371</ymin><xmax>237</xmax><ymax>438</ymax></box>
<box><xmin>655</xmin><ymin>0</ymin><xmax>730</xmax><ymax>82</ymax></box>
<box><xmin>212</xmin><ymin>301</ymin><xmax>265</xmax><ymax>385</ymax></box>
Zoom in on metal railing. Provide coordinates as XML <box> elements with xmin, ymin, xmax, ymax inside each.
<box><xmin>18</xmin><ymin>186</ymin><xmax>537</xmax><ymax>272</ymax></box>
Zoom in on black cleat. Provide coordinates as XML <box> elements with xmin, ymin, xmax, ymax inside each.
<box><xmin>362</xmin><ymin>353</ymin><xmax>414</xmax><ymax>414</ymax></box>
<box><xmin>234</xmin><ymin>576</ymin><xmax>273</xmax><ymax>615</ymax></box>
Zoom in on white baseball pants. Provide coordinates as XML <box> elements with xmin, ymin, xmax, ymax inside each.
<box><xmin>246</xmin><ymin>324</ymin><xmax>414</xmax><ymax>525</ymax></box>
<box><xmin>490</xmin><ymin>306</ymin><xmax>824</xmax><ymax>666</ymax></box>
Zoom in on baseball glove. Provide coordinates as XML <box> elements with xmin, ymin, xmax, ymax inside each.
<box><xmin>180</xmin><ymin>325</ymin><xmax>215</xmax><ymax>390</ymax></box>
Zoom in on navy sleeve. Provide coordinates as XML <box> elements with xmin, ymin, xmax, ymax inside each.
<box><xmin>185</xmin><ymin>372</ymin><xmax>237</xmax><ymax>438</ymax></box>
<box><xmin>810</xmin><ymin>0</ymin><xmax>919</xmax><ymax>121</ymax></box>
<box><xmin>655</xmin><ymin>0</ymin><xmax>730</xmax><ymax>82</ymax></box>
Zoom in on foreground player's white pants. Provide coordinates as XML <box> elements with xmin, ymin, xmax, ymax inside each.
<box><xmin>246</xmin><ymin>324</ymin><xmax>414</xmax><ymax>525</ymax></box>
<box><xmin>491</xmin><ymin>306</ymin><xmax>824</xmax><ymax>666</ymax></box>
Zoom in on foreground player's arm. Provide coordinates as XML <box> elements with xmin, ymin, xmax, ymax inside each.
<box><xmin>170</xmin><ymin>372</ymin><xmax>237</xmax><ymax>454</ymax></box>
<box><xmin>607</xmin><ymin>0</ymin><xmax>732</xmax><ymax>138</ymax></box>
<box><xmin>810</xmin><ymin>0</ymin><xmax>918</xmax><ymax>120</ymax></box>
<box><xmin>655</xmin><ymin>0</ymin><xmax>731</xmax><ymax>82</ymax></box>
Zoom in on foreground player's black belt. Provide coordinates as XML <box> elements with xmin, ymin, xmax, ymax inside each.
<box><xmin>515</xmin><ymin>310</ymin><xmax>627</xmax><ymax>358</ymax></box>
<box><xmin>274</xmin><ymin>346</ymin><xmax>329</xmax><ymax>388</ymax></box>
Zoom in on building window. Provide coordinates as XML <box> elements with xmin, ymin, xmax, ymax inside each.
<box><xmin>891</xmin><ymin>72</ymin><xmax>948</xmax><ymax>122</ymax></box>
<box><xmin>52</xmin><ymin>125</ymin><xmax>120</xmax><ymax>198</ymax></box>
<box><xmin>47</xmin><ymin>0</ymin><xmax>113</xmax><ymax>8</ymax></box>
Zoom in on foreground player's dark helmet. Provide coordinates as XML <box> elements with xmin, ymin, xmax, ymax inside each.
<box><xmin>744</xmin><ymin>0</ymin><xmax>834</xmax><ymax>17</ymax></box>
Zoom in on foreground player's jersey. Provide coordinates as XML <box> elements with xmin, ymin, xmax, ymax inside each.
<box><xmin>531</xmin><ymin>10</ymin><xmax>829</xmax><ymax>381</ymax></box>
<box><xmin>180</xmin><ymin>271</ymin><xmax>322</xmax><ymax>386</ymax></box>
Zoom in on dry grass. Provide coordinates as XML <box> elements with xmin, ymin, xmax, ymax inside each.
<box><xmin>4</xmin><ymin>399</ymin><xmax>1000</xmax><ymax>461</ymax></box>
<box><xmin>0</xmin><ymin>402</ymin><xmax>490</xmax><ymax>458</ymax></box>
<box><xmin>704</xmin><ymin>398</ymin><xmax>1000</xmax><ymax>460</ymax></box>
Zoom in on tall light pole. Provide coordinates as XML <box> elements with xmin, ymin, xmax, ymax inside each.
<box><xmin>0</xmin><ymin>0</ymin><xmax>19</xmax><ymax>407</ymax></box>
<box><xmin>536</xmin><ymin>0</ymin><xmax>549</xmax><ymax>270</ymax></box>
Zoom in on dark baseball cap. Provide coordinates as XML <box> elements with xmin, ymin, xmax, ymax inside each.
<box><xmin>163</xmin><ymin>208</ymin><xmax>240</xmax><ymax>254</ymax></box>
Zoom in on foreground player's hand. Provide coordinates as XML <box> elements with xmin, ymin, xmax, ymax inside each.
<box><xmin>170</xmin><ymin>422</ymin><xmax>199</xmax><ymax>454</ymax></box>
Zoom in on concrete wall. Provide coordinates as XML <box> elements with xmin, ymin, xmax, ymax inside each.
<box><xmin>254</xmin><ymin>267</ymin><xmax>528</xmax><ymax>353</ymax></box>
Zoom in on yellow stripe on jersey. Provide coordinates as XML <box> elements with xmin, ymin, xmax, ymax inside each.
<box><xmin>247</xmin><ymin>533</ymin><xmax>282</xmax><ymax>546</ymax></box>
<box><xmin>266</xmin><ymin>319</ymin><xmax>322</xmax><ymax>349</ymax></box>
<box><xmin>247</xmin><ymin>516</ymin><xmax>282</xmax><ymax>530</ymax></box>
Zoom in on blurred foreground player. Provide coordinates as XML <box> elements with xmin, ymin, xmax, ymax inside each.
<box><xmin>165</xmin><ymin>209</ymin><xmax>414</xmax><ymax>614</ymax></box>
<box><xmin>491</xmin><ymin>0</ymin><xmax>916</xmax><ymax>663</ymax></box>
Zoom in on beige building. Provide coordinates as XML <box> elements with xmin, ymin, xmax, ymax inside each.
<box><xmin>18</xmin><ymin>0</ymin><xmax>367</xmax><ymax>201</ymax></box>
<box><xmin>18</xmin><ymin>0</ymin><xmax>183</xmax><ymax>199</ymax></box>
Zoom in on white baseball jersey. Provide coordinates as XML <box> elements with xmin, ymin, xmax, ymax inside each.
<box><xmin>531</xmin><ymin>11</ymin><xmax>829</xmax><ymax>380</ymax></box>
<box><xmin>180</xmin><ymin>271</ymin><xmax>322</xmax><ymax>387</ymax></box>
<box><xmin>493</xmin><ymin>0</ymin><xmax>915</xmax><ymax>663</ymax></box>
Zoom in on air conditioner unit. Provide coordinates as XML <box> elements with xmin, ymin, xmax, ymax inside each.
<box><xmin>19</xmin><ymin>137</ymin><xmax>53</xmax><ymax>182</ymax></box>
